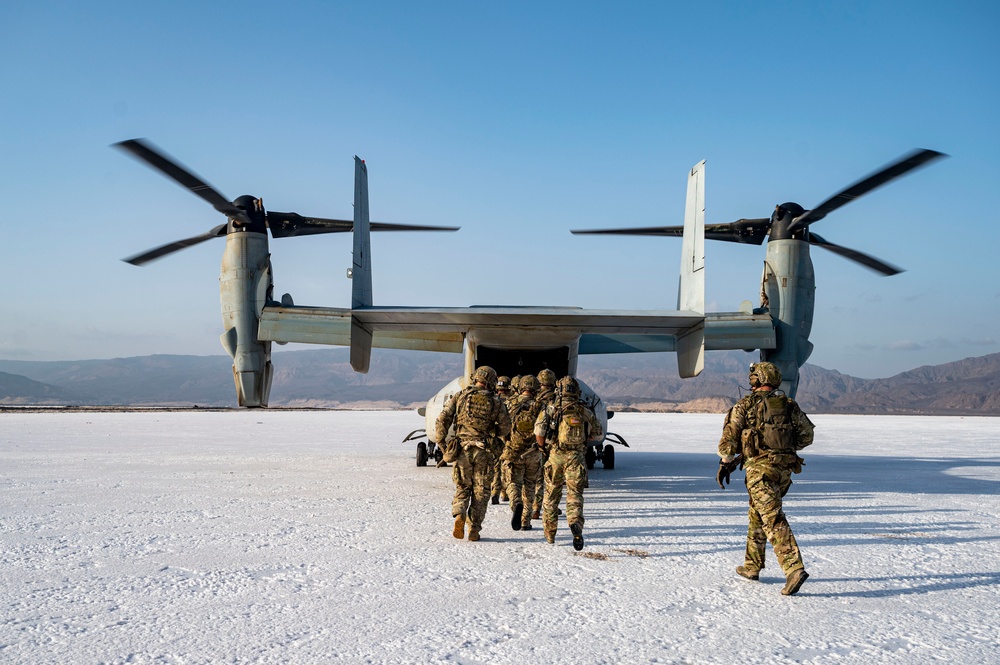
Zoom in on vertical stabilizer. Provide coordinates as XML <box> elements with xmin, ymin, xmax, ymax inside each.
<box><xmin>350</xmin><ymin>156</ymin><xmax>373</xmax><ymax>372</ymax></box>
<box><xmin>677</xmin><ymin>160</ymin><xmax>705</xmax><ymax>378</ymax></box>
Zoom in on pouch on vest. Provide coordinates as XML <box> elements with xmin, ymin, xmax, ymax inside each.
<box><xmin>441</xmin><ymin>437</ymin><xmax>462</xmax><ymax>463</ymax></box>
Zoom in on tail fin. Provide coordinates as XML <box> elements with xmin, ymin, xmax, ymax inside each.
<box><xmin>676</xmin><ymin>160</ymin><xmax>705</xmax><ymax>378</ymax></box>
<box><xmin>350</xmin><ymin>156</ymin><xmax>373</xmax><ymax>372</ymax></box>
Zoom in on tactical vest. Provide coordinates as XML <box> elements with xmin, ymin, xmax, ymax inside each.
<box><xmin>744</xmin><ymin>391</ymin><xmax>795</xmax><ymax>456</ymax></box>
<box><xmin>456</xmin><ymin>387</ymin><xmax>496</xmax><ymax>438</ymax></box>
<box><xmin>555</xmin><ymin>400</ymin><xmax>589</xmax><ymax>449</ymax></box>
<box><xmin>508</xmin><ymin>396</ymin><xmax>540</xmax><ymax>449</ymax></box>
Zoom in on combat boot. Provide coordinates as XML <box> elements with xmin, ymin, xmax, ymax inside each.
<box><xmin>452</xmin><ymin>514</ymin><xmax>466</xmax><ymax>539</ymax></box>
<box><xmin>511</xmin><ymin>503</ymin><xmax>523</xmax><ymax>531</ymax></box>
<box><xmin>781</xmin><ymin>569</ymin><xmax>809</xmax><ymax>596</ymax></box>
<box><xmin>532</xmin><ymin>508</ymin><xmax>541</xmax><ymax>520</ymax></box>
<box><xmin>521</xmin><ymin>523</ymin><xmax>533</xmax><ymax>530</ymax></box>
<box><xmin>570</xmin><ymin>523</ymin><xmax>584</xmax><ymax>551</ymax></box>
<box><xmin>544</xmin><ymin>529</ymin><xmax>555</xmax><ymax>544</ymax></box>
<box><xmin>468</xmin><ymin>528</ymin><xmax>481</xmax><ymax>542</ymax></box>
<box><xmin>491</xmin><ymin>495</ymin><xmax>500</xmax><ymax>505</ymax></box>
<box><xmin>736</xmin><ymin>566</ymin><xmax>760</xmax><ymax>581</ymax></box>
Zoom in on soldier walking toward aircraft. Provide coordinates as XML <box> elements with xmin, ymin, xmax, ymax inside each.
<box><xmin>531</xmin><ymin>368</ymin><xmax>558</xmax><ymax>519</ymax></box>
<box><xmin>717</xmin><ymin>361</ymin><xmax>815</xmax><ymax>596</ymax></box>
<box><xmin>435</xmin><ymin>366</ymin><xmax>511</xmax><ymax>542</ymax></box>
<box><xmin>535</xmin><ymin>376</ymin><xmax>603</xmax><ymax>550</ymax></box>
<box><xmin>491</xmin><ymin>376</ymin><xmax>513</xmax><ymax>504</ymax></box>
<box><xmin>502</xmin><ymin>375</ymin><xmax>546</xmax><ymax>531</ymax></box>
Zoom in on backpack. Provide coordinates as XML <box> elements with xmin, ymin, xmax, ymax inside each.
<box><xmin>754</xmin><ymin>392</ymin><xmax>795</xmax><ymax>452</ymax></box>
<box><xmin>556</xmin><ymin>400</ymin><xmax>589</xmax><ymax>448</ymax></box>
<box><xmin>508</xmin><ymin>397</ymin><xmax>539</xmax><ymax>448</ymax></box>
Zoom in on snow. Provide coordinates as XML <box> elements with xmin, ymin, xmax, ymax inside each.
<box><xmin>1</xmin><ymin>411</ymin><xmax>998</xmax><ymax>664</ymax></box>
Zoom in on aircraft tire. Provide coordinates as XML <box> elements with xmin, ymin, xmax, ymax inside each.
<box><xmin>585</xmin><ymin>447</ymin><xmax>596</xmax><ymax>470</ymax></box>
<box><xmin>602</xmin><ymin>444</ymin><xmax>615</xmax><ymax>470</ymax></box>
<box><xmin>416</xmin><ymin>441</ymin><xmax>428</xmax><ymax>467</ymax></box>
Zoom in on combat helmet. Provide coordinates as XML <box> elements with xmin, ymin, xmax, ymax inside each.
<box><xmin>519</xmin><ymin>375</ymin><xmax>538</xmax><ymax>393</ymax></box>
<box><xmin>557</xmin><ymin>375</ymin><xmax>580</xmax><ymax>396</ymax></box>
<box><xmin>472</xmin><ymin>365</ymin><xmax>498</xmax><ymax>389</ymax></box>
<box><xmin>749</xmin><ymin>362</ymin><xmax>782</xmax><ymax>389</ymax></box>
<box><xmin>537</xmin><ymin>368</ymin><xmax>556</xmax><ymax>387</ymax></box>
<box><xmin>497</xmin><ymin>375</ymin><xmax>511</xmax><ymax>391</ymax></box>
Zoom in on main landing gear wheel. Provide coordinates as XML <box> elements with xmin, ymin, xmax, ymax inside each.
<box><xmin>602</xmin><ymin>444</ymin><xmax>615</xmax><ymax>470</ymax></box>
<box><xmin>585</xmin><ymin>447</ymin><xmax>597</xmax><ymax>470</ymax></box>
<box><xmin>416</xmin><ymin>441</ymin><xmax>428</xmax><ymax>467</ymax></box>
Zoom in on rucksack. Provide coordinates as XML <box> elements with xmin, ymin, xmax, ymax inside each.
<box><xmin>556</xmin><ymin>400</ymin><xmax>589</xmax><ymax>448</ymax></box>
<box><xmin>508</xmin><ymin>397</ymin><xmax>539</xmax><ymax>447</ymax></box>
<box><xmin>754</xmin><ymin>392</ymin><xmax>795</xmax><ymax>452</ymax></box>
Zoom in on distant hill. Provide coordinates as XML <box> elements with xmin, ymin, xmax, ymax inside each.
<box><xmin>0</xmin><ymin>371</ymin><xmax>83</xmax><ymax>405</ymax></box>
<box><xmin>1</xmin><ymin>350</ymin><xmax>998</xmax><ymax>416</ymax></box>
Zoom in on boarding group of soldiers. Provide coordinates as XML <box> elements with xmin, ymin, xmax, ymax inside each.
<box><xmin>435</xmin><ymin>360</ymin><xmax>815</xmax><ymax>596</ymax></box>
<box><xmin>434</xmin><ymin>366</ymin><xmax>602</xmax><ymax>551</ymax></box>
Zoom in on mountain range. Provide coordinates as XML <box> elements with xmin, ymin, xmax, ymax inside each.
<box><xmin>1</xmin><ymin>349</ymin><xmax>998</xmax><ymax>415</ymax></box>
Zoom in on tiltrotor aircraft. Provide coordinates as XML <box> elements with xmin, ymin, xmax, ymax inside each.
<box><xmin>572</xmin><ymin>148</ymin><xmax>945</xmax><ymax>398</ymax></box>
<box><xmin>115</xmin><ymin>139</ymin><xmax>944</xmax><ymax>468</ymax></box>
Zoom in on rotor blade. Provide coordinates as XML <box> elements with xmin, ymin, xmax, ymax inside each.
<box><xmin>123</xmin><ymin>224</ymin><xmax>228</xmax><ymax>266</ymax></box>
<box><xmin>113</xmin><ymin>139</ymin><xmax>250</xmax><ymax>225</ymax></box>
<box><xmin>267</xmin><ymin>211</ymin><xmax>460</xmax><ymax>238</ymax></box>
<box><xmin>572</xmin><ymin>218</ymin><xmax>770</xmax><ymax>245</ymax></box>
<box><xmin>808</xmin><ymin>232</ymin><xmax>903</xmax><ymax>276</ymax></box>
<box><xmin>794</xmin><ymin>148</ymin><xmax>947</xmax><ymax>228</ymax></box>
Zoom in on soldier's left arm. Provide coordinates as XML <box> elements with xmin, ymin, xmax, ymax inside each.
<box><xmin>586</xmin><ymin>407</ymin><xmax>604</xmax><ymax>442</ymax></box>
<box><xmin>434</xmin><ymin>393</ymin><xmax>458</xmax><ymax>443</ymax></box>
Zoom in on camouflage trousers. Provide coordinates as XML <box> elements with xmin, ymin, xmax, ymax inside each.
<box><xmin>490</xmin><ymin>439</ymin><xmax>505</xmax><ymax>497</ymax></box>
<box><xmin>543</xmin><ymin>448</ymin><xmax>586</xmax><ymax>534</ymax></box>
<box><xmin>452</xmin><ymin>444</ymin><xmax>495</xmax><ymax>531</ymax></box>
<box><xmin>532</xmin><ymin>448</ymin><xmax>548</xmax><ymax>513</ymax></box>
<box><xmin>744</xmin><ymin>463</ymin><xmax>804</xmax><ymax>575</ymax></box>
<box><xmin>502</xmin><ymin>448</ymin><xmax>543</xmax><ymax>525</ymax></box>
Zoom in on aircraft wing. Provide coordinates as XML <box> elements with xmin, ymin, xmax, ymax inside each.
<box><xmin>259</xmin><ymin>304</ymin><xmax>706</xmax><ymax>350</ymax></box>
<box><xmin>579</xmin><ymin>311</ymin><xmax>775</xmax><ymax>353</ymax></box>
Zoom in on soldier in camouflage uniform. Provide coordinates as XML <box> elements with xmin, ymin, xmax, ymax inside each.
<box><xmin>502</xmin><ymin>375</ymin><xmax>546</xmax><ymax>531</ymax></box>
<box><xmin>535</xmin><ymin>376</ymin><xmax>603</xmax><ymax>550</ymax></box>
<box><xmin>435</xmin><ymin>366</ymin><xmax>511</xmax><ymax>542</ymax></box>
<box><xmin>531</xmin><ymin>368</ymin><xmax>558</xmax><ymax>519</ymax></box>
<box><xmin>491</xmin><ymin>376</ymin><xmax>513</xmax><ymax>504</ymax></box>
<box><xmin>717</xmin><ymin>361</ymin><xmax>815</xmax><ymax>596</ymax></box>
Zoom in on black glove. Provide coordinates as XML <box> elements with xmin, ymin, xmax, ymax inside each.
<box><xmin>717</xmin><ymin>457</ymin><xmax>741</xmax><ymax>489</ymax></box>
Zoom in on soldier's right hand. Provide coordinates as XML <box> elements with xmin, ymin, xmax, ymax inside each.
<box><xmin>717</xmin><ymin>459</ymin><xmax>738</xmax><ymax>489</ymax></box>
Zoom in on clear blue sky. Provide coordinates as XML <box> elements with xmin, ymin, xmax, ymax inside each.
<box><xmin>1</xmin><ymin>1</ymin><xmax>997</xmax><ymax>379</ymax></box>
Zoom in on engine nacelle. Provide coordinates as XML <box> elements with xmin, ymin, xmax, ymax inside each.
<box><xmin>219</xmin><ymin>229</ymin><xmax>273</xmax><ymax>407</ymax></box>
<box><xmin>759</xmin><ymin>238</ymin><xmax>816</xmax><ymax>398</ymax></box>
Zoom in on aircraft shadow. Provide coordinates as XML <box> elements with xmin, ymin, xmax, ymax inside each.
<box><xmin>802</xmin><ymin>571</ymin><xmax>1000</xmax><ymax>598</ymax></box>
<box><xmin>574</xmin><ymin>450</ymin><xmax>1000</xmax><ymax>565</ymax></box>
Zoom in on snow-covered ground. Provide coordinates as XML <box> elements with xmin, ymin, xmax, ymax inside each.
<box><xmin>1</xmin><ymin>411</ymin><xmax>998</xmax><ymax>664</ymax></box>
